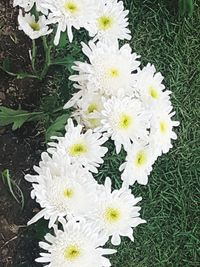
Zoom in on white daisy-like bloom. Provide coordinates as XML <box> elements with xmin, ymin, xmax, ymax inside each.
<box><xmin>13</xmin><ymin>0</ymin><xmax>35</xmax><ymax>12</ymax></box>
<box><xmin>70</xmin><ymin>41</ymin><xmax>140</xmax><ymax>97</ymax></box>
<box><xmin>90</xmin><ymin>177</ymin><xmax>146</xmax><ymax>246</ymax></box>
<box><xmin>48</xmin><ymin>118</ymin><xmax>108</xmax><ymax>173</ymax></box>
<box><xmin>135</xmin><ymin>63</ymin><xmax>171</xmax><ymax>109</ymax></box>
<box><xmin>26</xmin><ymin>151</ymin><xmax>96</xmax><ymax>186</ymax></box>
<box><xmin>99</xmin><ymin>96</ymin><xmax>150</xmax><ymax>153</ymax></box>
<box><xmin>25</xmin><ymin>154</ymin><xmax>97</xmax><ymax>227</ymax></box>
<box><xmin>86</xmin><ymin>0</ymin><xmax>131</xmax><ymax>43</ymax></box>
<box><xmin>36</xmin><ymin>219</ymin><xmax>116</xmax><ymax>266</ymax></box>
<box><xmin>120</xmin><ymin>143</ymin><xmax>158</xmax><ymax>185</ymax></box>
<box><xmin>69</xmin><ymin>91</ymin><xmax>105</xmax><ymax>129</ymax></box>
<box><xmin>18</xmin><ymin>10</ymin><xmax>53</xmax><ymax>40</ymax></box>
<box><xmin>149</xmin><ymin>106</ymin><xmax>180</xmax><ymax>156</ymax></box>
<box><xmin>40</xmin><ymin>0</ymin><xmax>96</xmax><ymax>45</ymax></box>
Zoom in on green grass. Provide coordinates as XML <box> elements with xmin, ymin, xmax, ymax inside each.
<box><xmin>34</xmin><ymin>0</ymin><xmax>200</xmax><ymax>266</ymax></box>
<box><xmin>105</xmin><ymin>1</ymin><xmax>200</xmax><ymax>266</ymax></box>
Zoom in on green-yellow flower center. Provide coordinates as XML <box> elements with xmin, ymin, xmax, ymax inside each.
<box><xmin>148</xmin><ymin>86</ymin><xmax>158</xmax><ymax>99</ymax></box>
<box><xmin>63</xmin><ymin>188</ymin><xmax>74</xmax><ymax>198</ymax></box>
<box><xmin>64</xmin><ymin>245</ymin><xmax>81</xmax><ymax>261</ymax></box>
<box><xmin>159</xmin><ymin>121</ymin><xmax>167</xmax><ymax>134</ymax></box>
<box><xmin>29</xmin><ymin>22</ymin><xmax>40</xmax><ymax>31</ymax></box>
<box><xmin>98</xmin><ymin>16</ymin><xmax>113</xmax><ymax>31</ymax></box>
<box><xmin>68</xmin><ymin>143</ymin><xmax>87</xmax><ymax>157</ymax></box>
<box><xmin>134</xmin><ymin>150</ymin><xmax>147</xmax><ymax>167</ymax></box>
<box><xmin>108</xmin><ymin>68</ymin><xmax>120</xmax><ymax>78</ymax></box>
<box><xmin>104</xmin><ymin>207</ymin><xmax>121</xmax><ymax>223</ymax></box>
<box><xmin>87</xmin><ymin>103</ymin><xmax>98</xmax><ymax>113</ymax></box>
<box><xmin>64</xmin><ymin>1</ymin><xmax>78</xmax><ymax>14</ymax></box>
<box><xmin>118</xmin><ymin>113</ymin><xmax>132</xmax><ymax>130</ymax></box>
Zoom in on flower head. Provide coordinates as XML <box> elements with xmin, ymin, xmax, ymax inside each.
<box><xmin>70</xmin><ymin>41</ymin><xmax>140</xmax><ymax>97</ymax></box>
<box><xmin>87</xmin><ymin>0</ymin><xmax>131</xmax><ymax>43</ymax></box>
<box><xmin>120</xmin><ymin>143</ymin><xmax>158</xmax><ymax>185</ymax></box>
<box><xmin>100</xmin><ymin>96</ymin><xmax>150</xmax><ymax>153</ymax></box>
<box><xmin>36</xmin><ymin>219</ymin><xmax>116</xmax><ymax>266</ymax></box>
<box><xmin>150</xmin><ymin>106</ymin><xmax>180</xmax><ymax>155</ymax></box>
<box><xmin>48</xmin><ymin>119</ymin><xmax>108</xmax><ymax>173</ymax></box>
<box><xmin>18</xmin><ymin>10</ymin><xmax>52</xmax><ymax>39</ymax></box>
<box><xmin>25</xmin><ymin>152</ymin><xmax>97</xmax><ymax>227</ymax></box>
<box><xmin>135</xmin><ymin>64</ymin><xmax>171</xmax><ymax>109</ymax></box>
<box><xmin>90</xmin><ymin>178</ymin><xmax>145</xmax><ymax>245</ymax></box>
<box><xmin>41</xmin><ymin>0</ymin><xmax>96</xmax><ymax>44</ymax></box>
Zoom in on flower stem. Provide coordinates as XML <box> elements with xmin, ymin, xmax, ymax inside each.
<box><xmin>31</xmin><ymin>39</ymin><xmax>37</xmax><ymax>73</ymax></box>
<box><xmin>40</xmin><ymin>37</ymin><xmax>52</xmax><ymax>80</ymax></box>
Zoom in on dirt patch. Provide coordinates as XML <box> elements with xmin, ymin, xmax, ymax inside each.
<box><xmin>0</xmin><ymin>1</ymin><xmax>46</xmax><ymax>266</ymax></box>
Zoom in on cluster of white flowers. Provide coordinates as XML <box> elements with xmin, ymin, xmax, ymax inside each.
<box><xmin>25</xmin><ymin>119</ymin><xmax>145</xmax><ymax>266</ymax></box>
<box><xmin>14</xmin><ymin>0</ymin><xmax>131</xmax><ymax>45</ymax></box>
<box><xmin>17</xmin><ymin>0</ymin><xmax>180</xmax><ymax>266</ymax></box>
<box><xmin>66</xmin><ymin>42</ymin><xmax>179</xmax><ymax>186</ymax></box>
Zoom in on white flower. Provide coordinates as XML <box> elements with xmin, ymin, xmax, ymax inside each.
<box><xmin>48</xmin><ymin>119</ymin><xmax>108</xmax><ymax>173</ymax></box>
<box><xmin>99</xmin><ymin>96</ymin><xmax>150</xmax><ymax>153</ymax></box>
<box><xmin>41</xmin><ymin>0</ymin><xmax>96</xmax><ymax>44</ymax></box>
<box><xmin>13</xmin><ymin>0</ymin><xmax>35</xmax><ymax>12</ymax></box>
<box><xmin>135</xmin><ymin>64</ymin><xmax>171</xmax><ymax>109</ymax></box>
<box><xmin>90</xmin><ymin>178</ymin><xmax>145</xmax><ymax>246</ymax></box>
<box><xmin>149</xmin><ymin>106</ymin><xmax>180</xmax><ymax>155</ymax></box>
<box><xmin>18</xmin><ymin>10</ymin><xmax>53</xmax><ymax>39</ymax></box>
<box><xmin>69</xmin><ymin>91</ymin><xmax>105</xmax><ymax>129</ymax></box>
<box><xmin>70</xmin><ymin>41</ymin><xmax>140</xmax><ymax>97</ymax></box>
<box><xmin>25</xmin><ymin>153</ymin><xmax>97</xmax><ymax>227</ymax></box>
<box><xmin>36</xmin><ymin>219</ymin><xmax>116</xmax><ymax>267</ymax></box>
<box><xmin>120</xmin><ymin>143</ymin><xmax>158</xmax><ymax>185</ymax></box>
<box><xmin>86</xmin><ymin>0</ymin><xmax>131</xmax><ymax>43</ymax></box>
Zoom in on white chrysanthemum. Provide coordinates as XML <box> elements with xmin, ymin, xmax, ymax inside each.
<box><xmin>70</xmin><ymin>41</ymin><xmax>140</xmax><ymax>97</ymax></box>
<box><xmin>90</xmin><ymin>178</ymin><xmax>145</xmax><ymax>246</ymax></box>
<box><xmin>40</xmin><ymin>0</ymin><xmax>96</xmax><ymax>44</ymax></box>
<box><xmin>120</xmin><ymin>143</ymin><xmax>158</xmax><ymax>185</ymax></box>
<box><xmin>86</xmin><ymin>0</ymin><xmax>131</xmax><ymax>43</ymax></box>
<box><xmin>13</xmin><ymin>0</ymin><xmax>35</xmax><ymax>12</ymax></box>
<box><xmin>48</xmin><ymin>119</ymin><xmax>108</xmax><ymax>173</ymax></box>
<box><xmin>25</xmin><ymin>154</ymin><xmax>97</xmax><ymax>227</ymax></box>
<box><xmin>68</xmin><ymin>92</ymin><xmax>105</xmax><ymax>129</ymax></box>
<box><xmin>18</xmin><ymin>10</ymin><xmax>53</xmax><ymax>39</ymax></box>
<box><xmin>135</xmin><ymin>63</ymin><xmax>171</xmax><ymax>108</ymax></box>
<box><xmin>36</xmin><ymin>219</ymin><xmax>116</xmax><ymax>267</ymax></box>
<box><xmin>99</xmin><ymin>96</ymin><xmax>150</xmax><ymax>153</ymax></box>
<box><xmin>149</xmin><ymin>106</ymin><xmax>180</xmax><ymax>155</ymax></box>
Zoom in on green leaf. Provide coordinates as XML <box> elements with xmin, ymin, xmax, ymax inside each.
<box><xmin>1</xmin><ymin>169</ymin><xmax>24</xmax><ymax>209</ymax></box>
<box><xmin>59</xmin><ymin>32</ymin><xmax>68</xmax><ymax>47</ymax></box>
<box><xmin>0</xmin><ymin>106</ymin><xmax>44</xmax><ymax>130</ymax></box>
<box><xmin>50</xmin><ymin>56</ymin><xmax>74</xmax><ymax>71</ymax></box>
<box><xmin>45</xmin><ymin>114</ymin><xmax>69</xmax><ymax>142</ymax></box>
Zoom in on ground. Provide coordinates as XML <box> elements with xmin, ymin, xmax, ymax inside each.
<box><xmin>0</xmin><ymin>0</ymin><xmax>199</xmax><ymax>267</ymax></box>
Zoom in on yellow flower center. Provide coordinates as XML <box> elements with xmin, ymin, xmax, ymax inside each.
<box><xmin>118</xmin><ymin>113</ymin><xmax>132</xmax><ymax>130</ymax></box>
<box><xmin>63</xmin><ymin>188</ymin><xmax>74</xmax><ymax>198</ymax></box>
<box><xmin>29</xmin><ymin>22</ymin><xmax>40</xmax><ymax>31</ymax></box>
<box><xmin>159</xmin><ymin>121</ymin><xmax>167</xmax><ymax>134</ymax></box>
<box><xmin>98</xmin><ymin>16</ymin><xmax>113</xmax><ymax>30</ymax></box>
<box><xmin>68</xmin><ymin>143</ymin><xmax>87</xmax><ymax>157</ymax></box>
<box><xmin>134</xmin><ymin>150</ymin><xmax>147</xmax><ymax>167</ymax></box>
<box><xmin>64</xmin><ymin>245</ymin><xmax>81</xmax><ymax>261</ymax></box>
<box><xmin>148</xmin><ymin>86</ymin><xmax>158</xmax><ymax>99</ymax></box>
<box><xmin>87</xmin><ymin>103</ymin><xmax>98</xmax><ymax>113</ymax></box>
<box><xmin>108</xmin><ymin>68</ymin><xmax>120</xmax><ymax>78</ymax></box>
<box><xmin>64</xmin><ymin>1</ymin><xmax>78</xmax><ymax>14</ymax></box>
<box><xmin>104</xmin><ymin>207</ymin><xmax>121</xmax><ymax>223</ymax></box>
<box><xmin>88</xmin><ymin>118</ymin><xmax>99</xmax><ymax>127</ymax></box>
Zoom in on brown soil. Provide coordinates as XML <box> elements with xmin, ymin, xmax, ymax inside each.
<box><xmin>0</xmin><ymin>1</ymin><xmax>45</xmax><ymax>266</ymax></box>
